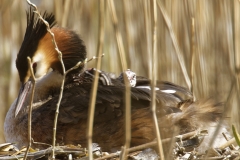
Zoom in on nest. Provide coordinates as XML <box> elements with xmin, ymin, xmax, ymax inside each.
<box><xmin>1</xmin><ymin>129</ymin><xmax>239</xmax><ymax>160</ymax></box>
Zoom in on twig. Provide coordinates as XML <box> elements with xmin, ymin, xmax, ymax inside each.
<box><xmin>32</xmin><ymin>138</ymin><xmax>52</xmax><ymax>148</ymax></box>
<box><xmin>87</xmin><ymin>1</ymin><xmax>104</xmax><ymax>160</ymax></box>
<box><xmin>26</xmin><ymin>1</ymin><xmax>66</xmax><ymax>159</ymax></box>
<box><xmin>108</xmin><ymin>1</ymin><xmax>131</xmax><ymax>159</ymax></box>
<box><xmin>156</xmin><ymin>0</ymin><xmax>192</xmax><ymax>90</ymax></box>
<box><xmin>222</xmin><ymin>126</ymin><xmax>236</xmax><ymax>150</ymax></box>
<box><xmin>151</xmin><ymin>0</ymin><xmax>165</xmax><ymax>160</ymax></box>
<box><xmin>23</xmin><ymin>57</ymin><xmax>36</xmax><ymax>160</ymax></box>
<box><xmin>16</xmin><ymin>146</ymin><xmax>87</xmax><ymax>159</ymax></box>
<box><xmin>218</xmin><ymin>137</ymin><xmax>236</xmax><ymax>150</ymax></box>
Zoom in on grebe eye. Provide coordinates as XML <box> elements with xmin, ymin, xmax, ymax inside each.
<box><xmin>32</xmin><ymin>62</ymin><xmax>37</xmax><ymax>68</ymax></box>
<box><xmin>32</xmin><ymin>62</ymin><xmax>37</xmax><ymax>74</ymax></box>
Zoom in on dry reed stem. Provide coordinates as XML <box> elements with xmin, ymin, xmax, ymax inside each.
<box><xmin>54</xmin><ymin>0</ymin><xmax>63</xmax><ymax>24</ymax></box>
<box><xmin>143</xmin><ymin>0</ymin><xmax>152</xmax><ymax>78</ymax></box>
<box><xmin>61</xmin><ymin>0</ymin><xmax>71</xmax><ymax>27</ymax></box>
<box><xmin>156</xmin><ymin>0</ymin><xmax>191</xmax><ymax>90</ymax></box>
<box><xmin>87</xmin><ymin>1</ymin><xmax>104</xmax><ymax>159</ymax></box>
<box><xmin>234</xmin><ymin>0</ymin><xmax>240</xmax><ymax>71</ymax></box>
<box><xmin>234</xmin><ymin>75</ymin><xmax>240</xmax><ymax>131</ymax></box>
<box><xmin>23</xmin><ymin>57</ymin><xmax>36</xmax><ymax>160</ymax></box>
<box><xmin>234</xmin><ymin>0</ymin><xmax>240</xmax><ymax>126</ymax></box>
<box><xmin>107</xmin><ymin>0</ymin><xmax>127</xmax><ymax>70</ymax></box>
<box><xmin>190</xmin><ymin>17</ymin><xmax>196</xmax><ymax>101</ymax></box>
<box><xmin>122</xmin><ymin>0</ymin><xmax>130</xmax><ymax>57</ymax></box>
<box><xmin>120</xmin><ymin>70</ymin><xmax>131</xmax><ymax>160</ymax></box>
<box><xmin>151</xmin><ymin>0</ymin><xmax>165</xmax><ymax>160</ymax></box>
<box><xmin>26</xmin><ymin>1</ymin><xmax>66</xmax><ymax>158</ymax></box>
<box><xmin>107</xmin><ymin>1</ymin><xmax>131</xmax><ymax>159</ymax></box>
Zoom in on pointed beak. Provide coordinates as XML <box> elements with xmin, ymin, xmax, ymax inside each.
<box><xmin>15</xmin><ymin>81</ymin><xmax>32</xmax><ymax>117</ymax></box>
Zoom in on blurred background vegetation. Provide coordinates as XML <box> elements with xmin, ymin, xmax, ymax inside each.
<box><xmin>0</xmin><ymin>0</ymin><xmax>239</xmax><ymax>144</ymax></box>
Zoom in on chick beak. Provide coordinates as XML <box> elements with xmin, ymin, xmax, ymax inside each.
<box><xmin>15</xmin><ymin>81</ymin><xmax>32</xmax><ymax>117</ymax></box>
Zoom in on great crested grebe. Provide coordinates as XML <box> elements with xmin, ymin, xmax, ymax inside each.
<box><xmin>4</xmin><ymin>8</ymin><xmax>229</xmax><ymax>152</ymax></box>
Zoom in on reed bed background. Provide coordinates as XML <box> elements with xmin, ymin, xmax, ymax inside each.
<box><xmin>0</xmin><ymin>0</ymin><xmax>239</xmax><ymax>148</ymax></box>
